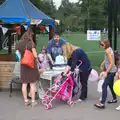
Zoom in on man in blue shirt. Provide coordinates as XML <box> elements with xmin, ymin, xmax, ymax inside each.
<box><xmin>47</xmin><ymin>32</ymin><xmax>66</xmax><ymax>63</ymax></box>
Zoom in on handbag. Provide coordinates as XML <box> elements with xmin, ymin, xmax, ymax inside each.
<box><xmin>20</xmin><ymin>45</ymin><xmax>34</xmax><ymax>68</ymax></box>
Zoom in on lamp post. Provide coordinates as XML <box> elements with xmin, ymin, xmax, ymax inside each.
<box><xmin>108</xmin><ymin>0</ymin><xmax>113</xmax><ymax>47</ymax></box>
<box><xmin>113</xmin><ymin>0</ymin><xmax>118</xmax><ymax>51</ymax></box>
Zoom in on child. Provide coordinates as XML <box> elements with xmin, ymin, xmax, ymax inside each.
<box><xmin>115</xmin><ymin>58</ymin><xmax>120</xmax><ymax>110</ymax></box>
<box><xmin>38</xmin><ymin>46</ymin><xmax>54</xmax><ymax>72</ymax></box>
<box><xmin>97</xmin><ymin>72</ymin><xmax>106</xmax><ymax>101</ymax></box>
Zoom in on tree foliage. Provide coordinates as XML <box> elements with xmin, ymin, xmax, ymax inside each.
<box><xmin>0</xmin><ymin>0</ymin><xmax>120</xmax><ymax>32</ymax></box>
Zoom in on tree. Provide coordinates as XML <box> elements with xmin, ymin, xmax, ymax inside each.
<box><xmin>30</xmin><ymin>0</ymin><xmax>41</xmax><ymax>8</ymax></box>
<box><xmin>0</xmin><ymin>0</ymin><xmax>5</xmax><ymax>5</ymax></box>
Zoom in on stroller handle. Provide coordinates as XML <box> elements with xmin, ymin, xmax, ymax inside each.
<box><xmin>76</xmin><ymin>60</ymin><xmax>82</xmax><ymax>69</ymax></box>
<box><xmin>61</xmin><ymin>72</ymin><xmax>64</xmax><ymax>76</ymax></box>
<box><xmin>61</xmin><ymin>60</ymin><xmax>82</xmax><ymax>77</ymax></box>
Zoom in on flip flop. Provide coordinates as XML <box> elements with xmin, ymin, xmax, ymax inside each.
<box><xmin>94</xmin><ymin>103</ymin><xmax>105</xmax><ymax>109</ymax></box>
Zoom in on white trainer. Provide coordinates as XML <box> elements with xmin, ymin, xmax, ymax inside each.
<box><xmin>116</xmin><ymin>105</ymin><xmax>120</xmax><ymax>111</ymax></box>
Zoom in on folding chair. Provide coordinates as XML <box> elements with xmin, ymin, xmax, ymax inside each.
<box><xmin>9</xmin><ymin>62</ymin><xmax>21</xmax><ymax>97</ymax></box>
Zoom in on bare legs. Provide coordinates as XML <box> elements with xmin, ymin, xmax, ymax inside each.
<box><xmin>22</xmin><ymin>84</ymin><xmax>28</xmax><ymax>102</ymax></box>
<box><xmin>22</xmin><ymin>83</ymin><xmax>37</xmax><ymax>107</ymax></box>
<box><xmin>30</xmin><ymin>83</ymin><xmax>36</xmax><ymax>102</ymax></box>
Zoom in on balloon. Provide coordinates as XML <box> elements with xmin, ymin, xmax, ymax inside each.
<box><xmin>113</xmin><ymin>80</ymin><xmax>120</xmax><ymax>96</ymax></box>
<box><xmin>88</xmin><ymin>69</ymin><xmax>99</xmax><ymax>82</ymax></box>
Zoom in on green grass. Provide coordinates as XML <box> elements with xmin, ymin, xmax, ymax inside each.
<box><xmin>36</xmin><ymin>33</ymin><xmax>104</xmax><ymax>70</ymax></box>
<box><xmin>1</xmin><ymin>32</ymin><xmax>120</xmax><ymax>70</ymax></box>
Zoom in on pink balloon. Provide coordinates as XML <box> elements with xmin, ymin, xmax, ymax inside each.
<box><xmin>88</xmin><ymin>69</ymin><xmax>99</xmax><ymax>82</ymax></box>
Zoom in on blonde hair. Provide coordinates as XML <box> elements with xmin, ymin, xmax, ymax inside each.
<box><xmin>62</xmin><ymin>42</ymin><xmax>78</xmax><ymax>59</ymax></box>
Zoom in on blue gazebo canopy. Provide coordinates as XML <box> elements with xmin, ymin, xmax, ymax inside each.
<box><xmin>0</xmin><ymin>0</ymin><xmax>54</xmax><ymax>25</ymax></box>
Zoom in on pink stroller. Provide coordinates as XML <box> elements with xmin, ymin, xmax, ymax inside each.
<box><xmin>42</xmin><ymin>73</ymin><xmax>74</xmax><ymax>109</ymax></box>
<box><xmin>42</xmin><ymin>60</ymin><xmax>82</xmax><ymax>110</ymax></box>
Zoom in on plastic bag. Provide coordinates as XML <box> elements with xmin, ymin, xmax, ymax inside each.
<box><xmin>97</xmin><ymin>79</ymin><xmax>104</xmax><ymax>93</ymax></box>
<box><xmin>97</xmin><ymin>79</ymin><xmax>110</xmax><ymax>93</ymax></box>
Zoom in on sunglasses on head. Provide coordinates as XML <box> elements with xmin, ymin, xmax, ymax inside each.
<box><xmin>100</xmin><ymin>43</ymin><xmax>104</xmax><ymax>46</ymax></box>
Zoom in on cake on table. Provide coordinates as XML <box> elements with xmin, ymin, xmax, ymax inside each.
<box><xmin>54</xmin><ymin>55</ymin><xmax>66</xmax><ymax>65</ymax></box>
<box><xmin>53</xmin><ymin>55</ymin><xmax>67</xmax><ymax>70</ymax></box>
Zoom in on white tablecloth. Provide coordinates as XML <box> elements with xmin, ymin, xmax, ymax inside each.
<box><xmin>38</xmin><ymin>69</ymin><xmax>64</xmax><ymax>99</ymax></box>
<box><xmin>40</xmin><ymin>70</ymin><xmax>64</xmax><ymax>81</ymax></box>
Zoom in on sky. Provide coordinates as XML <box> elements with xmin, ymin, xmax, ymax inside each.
<box><xmin>53</xmin><ymin>0</ymin><xmax>78</xmax><ymax>9</ymax></box>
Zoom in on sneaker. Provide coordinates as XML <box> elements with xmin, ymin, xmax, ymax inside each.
<box><xmin>107</xmin><ymin>99</ymin><xmax>117</xmax><ymax>104</ymax></box>
<box><xmin>77</xmin><ymin>99</ymin><xmax>83</xmax><ymax>102</ymax></box>
<box><xmin>31</xmin><ymin>101</ymin><xmax>37</xmax><ymax>108</ymax></box>
<box><xmin>116</xmin><ymin>105</ymin><xmax>120</xmax><ymax>111</ymax></box>
<box><xmin>77</xmin><ymin>98</ymin><xmax>88</xmax><ymax>102</ymax></box>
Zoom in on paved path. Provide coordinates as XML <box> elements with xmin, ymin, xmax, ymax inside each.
<box><xmin>0</xmin><ymin>82</ymin><xmax>120</xmax><ymax>120</ymax></box>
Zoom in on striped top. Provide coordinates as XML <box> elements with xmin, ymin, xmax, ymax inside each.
<box><xmin>104</xmin><ymin>47</ymin><xmax>117</xmax><ymax>73</ymax></box>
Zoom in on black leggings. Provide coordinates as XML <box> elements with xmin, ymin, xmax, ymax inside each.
<box><xmin>79</xmin><ymin>69</ymin><xmax>91</xmax><ymax>100</ymax></box>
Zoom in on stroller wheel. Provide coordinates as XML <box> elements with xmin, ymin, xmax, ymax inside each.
<box><xmin>48</xmin><ymin>103</ymin><xmax>52</xmax><ymax>109</ymax></box>
<box><xmin>67</xmin><ymin>101</ymin><xmax>75</xmax><ymax>107</ymax></box>
<box><xmin>44</xmin><ymin>104</ymin><xmax>49</xmax><ymax>110</ymax></box>
<box><xmin>44</xmin><ymin>104</ymin><xmax>52</xmax><ymax>110</ymax></box>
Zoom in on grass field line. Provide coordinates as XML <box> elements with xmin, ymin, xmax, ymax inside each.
<box><xmin>86</xmin><ymin>51</ymin><xmax>104</xmax><ymax>54</ymax></box>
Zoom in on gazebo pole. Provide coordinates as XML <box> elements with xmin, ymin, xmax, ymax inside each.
<box><xmin>49</xmin><ymin>25</ymin><xmax>53</xmax><ymax>40</ymax></box>
<box><xmin>49</xmin><ymin>19</ymin><xmax>56</xmax><ymax>40</ymax></box>
<box><xmin>108</xmin><ymin>0</ymin><xmax>113</xmax><ymax>47</ymax></box>
<box><xmin>84</xmin><ymin>19</ymin><xmax>88</xmax><ymax>34</ymax></box>
<box><xmin>21</xmin><ymin>25</ymin><xmax>25</xmax><ymax>37</ymax></box>
<box><xmin>8</xmin><ymin>25</ymin><xmax>12</xmax><ymax>54</ymax></box>
<box><xmin>113</xmin><ymin>0</ymin><xmax>118</xmax><ymax>51</ymax></box>
<box><xmin>32</xmin><ymin>25</ymin><xmax>37</xmax><ymax>45</ymax></box>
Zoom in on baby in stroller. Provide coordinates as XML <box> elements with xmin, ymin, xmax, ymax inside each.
<box><xmin>42</xmin><ymin>61</ymin><xmax>82</xmax><ymax>110</ymax></box>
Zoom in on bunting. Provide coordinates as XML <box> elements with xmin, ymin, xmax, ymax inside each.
<box><xmin>31</xmin><ymin>19</ymin><xmax>42</xmax><ymax>25</ymax></box>
<box><xmin>23</xmin><ymin>25</ymin><xmax>28</xmax><ymax>30</ymax></box>
<box><xmin>0</xmin><ymin>25</ymin><xmax>8</xmax><ymax>35</ymax></box>
<box><xmin>13</xmin><ymin>25</ymin><xmax>21</xmax><ymax>35</ymax></box>
<box><xmin>45</xmin><ymin>26</ymin><xmax>49</xmax><ymax>32</ymax></box>
<box><xmin>39</xmin><ymin>24</ymin><xmax>46</xmax><ymax>32</ymax></box>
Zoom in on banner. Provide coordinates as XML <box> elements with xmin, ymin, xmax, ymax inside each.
<box><xmin>87</xmin><ymin>30</ymin><xmax>101</xmax><ymax>40</ymax></box>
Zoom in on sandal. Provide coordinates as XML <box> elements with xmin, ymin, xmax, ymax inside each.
<box><xmin>25</xmin><ymin>100</ymin><xmax>31</xmax><ymax>106</ymax></box>
<box><xmin>107</xmin><ymin>99</ymin><xmax>117</xmax><ymax>104</ymax></box>
<box><xmin>31</xmin><ymin>101</ymin><xmax>37</xmax><ymax>108</ymax></box>
<box><xmin>94</xmin><ymin>103</ymin><xmax>105</xmax><ymax>109</ymax></box>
